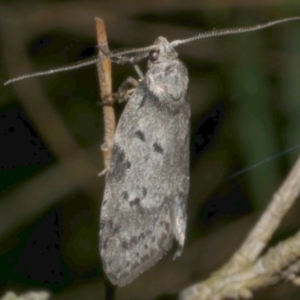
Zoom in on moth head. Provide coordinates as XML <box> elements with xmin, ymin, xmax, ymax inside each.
<box><xmin>148</xmin><ymin>37</ymin><xmax>178</xmax><ymax>65</ymax></box>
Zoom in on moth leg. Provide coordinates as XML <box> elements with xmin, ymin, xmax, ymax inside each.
<box><xmin>133</xmin><ymin>64</ymin><xmax>144</xmax><ymax>80</ymax></box>
<box><xmin>99</xmin><ymin>64</ymin><xmax>143</xmax><ymax>105</ymax></box>
<box><xmin>98</xmin><ymin>167</ymin><xmax>109</xmax><ymax>177</ymax></box>
<box><xmin>97</xmin><ymin>94</ymin><xmax>118</xmax><ymax>106</ymax></box>
<box><xmin>118</xmin><ymin>77</ymin><xmax>139</xmax><ymax>103</ymax></box>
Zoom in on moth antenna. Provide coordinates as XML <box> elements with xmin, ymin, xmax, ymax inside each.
<box><xmin>110</xmin><ymin>51</ymin><xmax>149</xmax><ymax>65</ymax></box>
<box><xmin>109</xmin><ymin>45</ymin><xmax>157</xmax><ymax>59</ymax></box>
<box><xmin>171</xmin><ymin>16</ymin><xmax>300</xmax><ymax>47</ymax></box>
<box><xmin>4</xmin><ymin>56</ymin><xmax>99</xmax><ymax>86</ymax></box>
<box><xmin>109</xmin><ymin>17</ymin><xmax>300</xmax><ymax>59</ymax></box>
<box><xmin>4</xmin><ymin>17</ymin><xmax>300</xmax><ymax>85</ymax></box>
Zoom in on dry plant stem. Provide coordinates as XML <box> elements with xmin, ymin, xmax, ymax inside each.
<box><xmin>180</xmin><ymin>230</ymin><xmax>300</xmax><ymax>300</ymax></box>
<box><xmin>1</xmin><ymin>10</ymin><xmax>100</xmax><ymax>201</ymax></box>
<box><xmin>180</xmin><ymin>155</ymin><xmax>300</xmax><ymax>300</ymax></box>
<box><xmin>231</xmin><ymin>153</ymin><xmax>300</xmax><ymax>267</ymax></box>
<box><xmin>95</xmin><ymin>18</ymin><xmax>115</xmax><ymax>169</ymax></box>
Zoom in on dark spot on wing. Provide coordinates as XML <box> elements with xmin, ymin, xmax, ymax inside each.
<box><xmin>121</xmin><ymin>240</ymin><xmax>129</xmax><ymax>250</ymax></box>
<box><xmin>130</xmin><ymin>198</ymin><xmax>145</xmax><ymax>214</ymax></box>
<box><xmin>134</xmin><ymin>130</ymin><xmax>146</xmax><ymax>141</ymax></box>
<box><xmin>142</xmin><ymin>187</ymin><xmax>147</xmax><ymax>198</ymax></box>
<box><xmin>153</xmin><ymin>142</ymin><xmax>164</xmax><ymax>154</ymax></box>
<box><xmin>108</xmin><ymin>144</ymin><xmax>130</xmax><ymax>181</ymax></box>
<box><xmin>139</xmin><ymin>94</ymin><xmax>147</xmax><ymax>108</ymax></box>
<box><xmin>115</xmin><ymin>144</ymin><xmax>125</xmax><ymax>162</ymax></box>
<box><xmin>122</xmin><ymin>191</ymin><xmax>129</xmax><ymax>200</ymax></box>
<box><xmin>112</xmin><ymin>224</ymin><xmax>120</xmax><ymax>234</ymax></box>
<box><xmin>102</xmin><ymin>238</ymin><xmax>109</xmax><ymax>250</ymax></box>
<box><xmin>107</xmin><ymin>219</ymin><xmax>120</xmax><ymax>234</ymax></box>
<box><xmin>130</xmin><ymin>197</ymin><xmax>140</xmax><ymax>206</ymax></box>
<box><xmin>125</xmin><ymin>160</ymin><xmax>131</xmax><ymax>168</ymax></box>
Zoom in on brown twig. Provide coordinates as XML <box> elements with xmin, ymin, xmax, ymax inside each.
<box><xmin>95</xmin><ymin>18</ymin><xmax>115</xmax><ymax>171</ymax></box>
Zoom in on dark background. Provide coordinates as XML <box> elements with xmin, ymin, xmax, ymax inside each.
<box><xmin>1</xmin><ymin>0</ymin><xmax>300</xmax><ymax>299</ymax></box>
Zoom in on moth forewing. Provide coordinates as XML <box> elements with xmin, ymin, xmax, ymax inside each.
<box><xmin>99</xmin><ymin>37</ymin><xmax>190</xmax><ymax>286</ymax></box>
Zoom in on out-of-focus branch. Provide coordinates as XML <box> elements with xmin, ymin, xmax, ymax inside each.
<box><xmin>231</xmin><ymin>149</ymin><xmax>300</xmax><ymax>265</ymax></box>
<box><xmin>1</xmin><ymin>9</ymin><xmax>101</xmax><ymax>201</ymax></box>
<box><xmin>180</xmin><ymin>230</ymin><xmax>300</xmax><ymax>300</ymax></box>
<box><xmin>180</xmin><ymin>154</ymin><xmax>300</xmax><ymax>300</ymax></box>
<box><xmin>1</xmin><ymin>291</ymin><xmax>50</xmax><ymax>300</ymax></box>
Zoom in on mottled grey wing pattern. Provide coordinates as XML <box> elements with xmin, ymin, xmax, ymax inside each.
<box><xmin>100</xmin><ymin>37</ymin><xmax>190</xmax><ymax>287</ymax></box>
